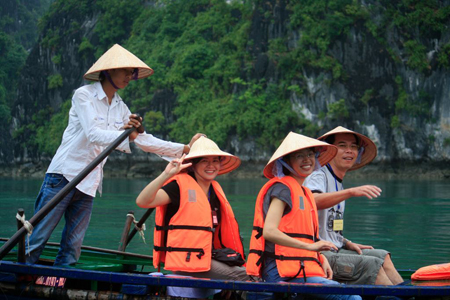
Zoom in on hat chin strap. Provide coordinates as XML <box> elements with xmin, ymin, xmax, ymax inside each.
<box><xmin>273</xmin><ymin>153</ymin><xmax>322</xmax><ymax>178</ymax></box>
<box><xmin>102</xmin><ymin>71</ymin><xmax>120</xmax><ymax>90</ymax></box>
<box><xmin>313</xmin><ymin>152</ymin><xmax>323</xmax><ymax>171</ymax></box>
<box><xmin>274</xmin><ymin>159</ymin><xmax>303</xmax><ymax>178</ymax></box>
<box><xmin>356</xmin><ymin>146</ymin><xmax>365</xmax><ymax>164</ymax></box>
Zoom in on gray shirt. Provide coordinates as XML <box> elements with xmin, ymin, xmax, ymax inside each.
<box><xmin>304</xmin><ymin>165</ymin><xmax>346</xmax><ymax>248</ymax></box>
<box><xmin>263</xmin><ymin>183</ymin><xmax>293</xmax><ymax>254</ymax></box>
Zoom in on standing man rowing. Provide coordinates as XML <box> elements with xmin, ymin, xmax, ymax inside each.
<box><xmin>26</xmin><ymin>44</ymin><xmax>202</xmax><ymax>266</ymax></box>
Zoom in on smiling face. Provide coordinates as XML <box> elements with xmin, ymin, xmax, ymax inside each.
<box><xmin>287</xmin><ymin>148</ymin><xmax>316</xmax><ymax>179</ymax></box>
<box><xmin>108</xmin><ymin>68</ymin><xmax>135</xmax><ymax>89</ymax></box>
<box><xmin>330</xmin><ymin>133</ymin><xmax>359</xmax><ymax>173</ymax></box>
<box><xmin>192</xmin><ymin>156</ymin><xmax>221</xmax><ymax>182</ymax></box>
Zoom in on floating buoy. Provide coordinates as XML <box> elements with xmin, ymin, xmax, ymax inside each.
<box><xmin>412</xmin><ymin>263</ymin><xmax>450</xmax><ymax>280</ymax></box>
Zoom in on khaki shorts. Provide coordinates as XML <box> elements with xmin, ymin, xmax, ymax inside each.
<box><xmin>322</xmin><ymin>248</ymin><xmax>389</xmax><ymax>285</ymax></box>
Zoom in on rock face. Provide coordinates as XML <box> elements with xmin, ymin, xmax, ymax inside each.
<box><xmin>245</xmin><ymin>0</ymin><xmax>450</xmax><ymax>166</ymax></box>
<box><xmin>3</xmin><ymin>0</ymin><xmax>450</xmax><ymax>177</ymax></box>
<box><xmin>11</xmin><ymin>6</ymin><xmax>99</xmax><ymax>162</ymax></box>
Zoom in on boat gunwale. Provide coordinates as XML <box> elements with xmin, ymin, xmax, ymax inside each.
<box><xmin>1</xmin><ymin>261</ymin><xmax>450</xmax><ymax>297</ymax></box>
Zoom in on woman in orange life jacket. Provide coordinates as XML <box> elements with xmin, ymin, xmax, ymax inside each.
<box><xmin>246</xmin><ymin>132</ymin><xmax>362</xmax><ymax>300</ymax></box>
<box><xmin>136</xmin><ymin>136</ymin><xmax>250</xmax><ymax>282</ymax></box>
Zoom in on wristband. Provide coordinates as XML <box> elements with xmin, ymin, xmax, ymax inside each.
<box><xmin>343</xmin><ymin>239</ymin><xmax>351</xmax><ymax>248</ymax></box>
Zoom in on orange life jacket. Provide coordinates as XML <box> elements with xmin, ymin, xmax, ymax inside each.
<box><xmin>153</xmin><ymin>174</ymin><xmax>245</xmax><ymax>272</ymax></box>
<box><xmin>411</xmin><ymin>263</ymin><xmax>450</xmax><ymax>281</ymax></box>
<box><xmin>246</xmin><ymin>176</ymin><xmax>324</xmax><ymax>279</ymax></box>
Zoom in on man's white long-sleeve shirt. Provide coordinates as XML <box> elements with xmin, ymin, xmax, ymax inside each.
<box><xmin>47</xmin><ymin>82</ymin><xmax>184</xmax><ymax>197</ymax></box>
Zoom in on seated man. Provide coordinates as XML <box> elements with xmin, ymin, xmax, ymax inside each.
<box><xmin>304</xmin><ymin>126</ymin><xmax>403</xmax><ymax>285</ymax></box>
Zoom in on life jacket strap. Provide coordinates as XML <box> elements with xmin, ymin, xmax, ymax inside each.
<box><xmin>285</xmin><ymin>232</ymin><xmax>318</xmax><ymax>242</ymax></box>
<box><xmin>249</xmin><ymin>249</ymin><xmax>322</xmax><ymax>267</ymax></box>
<box><xmin>155</xmin><ymin>224</ymin><xmax>215</xmax><ymax>232</ymax></box>
<box><xmin>249</xmin><ymin>249</ymin><xmax>264</xmax><ymax>266</ymax></box>
<box><xmin>282</xmin><ymin>261</ymin><xmax>307</xmax><ymax>283</ymax></box>
<box><xmin>252</xmin><ymin>227</ymin><xmax>318</xmax><ymax>242</ymax></box>
<box><xmin>253</xmin><ymin>226</ymin><xmax>263</xmax><ymax>239</ymax></box>
<box><xmin>154</xmin><ymin>246</ymin><xmax>205</xmax><ymax>261</ymax></box>
<box><xmin>265</xmin><ymin>251</ymin><xmax>322</xmax><ymax>266</ymax></box>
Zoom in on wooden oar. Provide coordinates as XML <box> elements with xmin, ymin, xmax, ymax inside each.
<box><xmin>0</xmin><ymin>126</ymin><xmax>138</xmax><ymax>260</ymax></box>
<box><xmin>0</xmin><ymin>237</ymin><xmax>153</xmax><ymax>260</ymax></box>
<box><xmin>125</xmin><ymin>208</ymin><xmax>155</xmax><ymax>246</ymax></box>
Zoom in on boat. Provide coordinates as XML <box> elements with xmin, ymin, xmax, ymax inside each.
<box><xmin>1</xmin><ymin>239</ymin><xmax>450</xmax><ymax>300</ymax></box>
<box><xmin>1</xmin><ymin>133</ymin><xmax>449</xmax><ymax>299</ymax></box>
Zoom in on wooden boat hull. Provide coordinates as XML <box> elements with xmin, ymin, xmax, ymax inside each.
<box><xmin>1</xmin><ymin>261</ymin><xmax>450</xmax><ymax>300</ymax></box>
<box><xmin>1</xmin><ymin>240</ymin><xmax>449</xmax><ymax>299</ymax></box>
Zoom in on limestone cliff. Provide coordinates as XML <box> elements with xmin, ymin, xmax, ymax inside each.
<box><xmin>4</xmin><ymin>0</ymin><xmax>450</xmax><ymax>178</ymax></box>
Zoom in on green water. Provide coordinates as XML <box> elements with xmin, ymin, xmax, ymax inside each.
<box><xmin>1</xmin><ymin>177</ymin><xmax>449</xmax><ymax>270</ymax></box>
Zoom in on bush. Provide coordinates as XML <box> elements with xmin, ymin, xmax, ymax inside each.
<box><xmin>48</xmin><ymin>74</ymin><xmax>63</xmax><ymax>89</ymax></box>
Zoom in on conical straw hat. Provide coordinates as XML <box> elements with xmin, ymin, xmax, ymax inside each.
<box><xmin>264</xmin><ymin>132</ymin><xmax>338</xmax><ymax>179</ymax></box>
<box><xmin>184</xmin><ymin>136</ymin><xmax>241</xmax><ymax>175</ymax></box>
<box><xmin>317</xmin><ymin>126</ymin><xmax>377</xmax><ymax>171</ymax></box>
<box><xmin>84</xmin><ymin>44</ymin><xmax>154</xmax><ymax>81</ymax></box>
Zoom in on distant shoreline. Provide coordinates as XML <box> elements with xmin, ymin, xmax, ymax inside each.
<box><xmin>1</xmin><ymin>160</ymin><xmax>450</xmax><ymax>180</ymax></box>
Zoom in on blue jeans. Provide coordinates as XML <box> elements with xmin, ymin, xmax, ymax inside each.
<box><xmin>262</xmin><ymin>260</ymin><xmax>362</xmax><ymax>300</ymax></box>
<box><xmin>26</xmin><ymin>173</ymin><xmax>94</xmax><ymax>266</ymax></box>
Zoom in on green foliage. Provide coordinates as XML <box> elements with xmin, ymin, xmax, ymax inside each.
<box><xmin>41</xmin><ymin>28</ymin><xmax>60</xmax><ymax>49</ymax></box>
<box><xmin>0</xmin><ymin>101</ymin><xmax>11</xmax><ymax>133</ymax></box>
<box><xmin>13</xmin><ymin>106</ymin><xmax>55</xmax><ymax>151</ymax></box>
<box><xmin>144</xmin><ymin>111</ymin><xmax>165</xmax><ymax>134</ymax></box>
<box><xmin>78</xmin><ymin>37</ymin><xmax>94</xmax><ymax>59</ymax></box>
<box><xmin>124</xmin><ymin>0</ymin><xmax>255</xmax><ymax>147</ymax></box>
<box><xmin>391</xmin><ymin>115</ymin><xmax>400</xmax><ymax>128</ymax></box>
<box><xmin>231</xmin><ymin>79</ymin><xmax>300</xmax><ymax>147</ymax></box>
<box><xmin>170</xmin><ymin>80</ymin><xmax>234</xmax><ymax>146</ymax></box>
<box><xmin>48</xmin><ymin>74</ymin><xmax>63</xmax><ymax>89</ymax></box>
<box><xmin>403</xmin><ymin>40</ymin><xmax>429</xmax><ymax>72</ymax></box>
<box><xmin>94</xmin><ymin>0</ymin><xmax>143</xmax><ymax>57</ymax></box>
<box><xmin>35</xmin><ymin>100</ymin><xmax>71</xmax><ymax>155</ymax></box>
<box><xmin>363</xmin><ymin>0</ymin><xmax>450</xmax><ymax>72</ymax></box>
<box><xmin>360</xmin><ymin>89</ymin><xmax>374</xmax><ymax>106</ymax></box>
<box><xmin>1</xmin><ymin>0</ymin><xmax>53</xmax><ymax>49</ymax></box>
<box><xmin>51</xmin><ymin>54</ymin><xmax>61</xmax><ymax>64</ymax></box>
<box><xmin>395</xmin><ymin>87</ymin><xmax>431</xmax><ymax>118</ymax></box>
<box><xmin>444</xmin><ymin>138</ymin><xmax>450</xmax><ymax>148</ymax></box>
<box><xmin>391</xmin><ymin>75</ymin><xmax>432</xmax><ymax>129</ymax></box>
<box><xmin>327</xmin><ymin>99</ymin><xmax>349</xmax><ymax>120</ymax></box>
<box><xmin>394</xmin><ymin>89</ymin><xmax>408</xmax><ymax>111</ymax></box>
<box><xmin>385</xmin><ymin>0</ymin><xmax>450</xmax><ymax>36</ymax></box>
<box><xmin>268</xmin><ymin>38</ymin><xmax>288</xmax><ymax>62</ymax></box>
<box><xmin>6</xmin><ymin>0</ymin><xmax>450</xmax><ymax>159</ymax></box>
<box><xmin>286</xmin><ymin>0</ymin><xmax>369</xmax><ymax>80</ymax></box>
<box><xmin>0</xmin><ymin>32</ymin><xmax>27</xmax><ymax>106</ymax></box>
<box><xmin>38</xmin><ymin>0</ymin><xmax>90</xmax><ymax>33</ymax></box>
<box><xmin>287</xmin><ymin>85</ymin><xmax>303</xmax><ymax>95</ymax></box>
<box><xmin>437</xmin><ymin>43</ymin><xmax>450</xmax><ymax>68</ymax></box>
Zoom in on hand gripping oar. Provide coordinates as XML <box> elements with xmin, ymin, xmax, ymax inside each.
<box><xmin>0</xmin><ymin>117</ymin><xmax>143</xmax><ymax>260</ymax></box>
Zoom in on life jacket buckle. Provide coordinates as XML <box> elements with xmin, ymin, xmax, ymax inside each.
<box><xmin>186</xmin><ymin>252</ymin><xmax>191</xmax><ymax>262</ymax></box>
<box><xmin>254</xmin><ymin>227</ymin><xmax>263</xmax><ymax>239</ymax></box>
<box><xmin>300</xmin><ymin>261</ymin><xmax>307</xmax><ymax>282</ymax></box>
<box><xmin>196</xmin><ymin>249</ymin><xmax>205</xmax><ymax>259</ymax></box>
